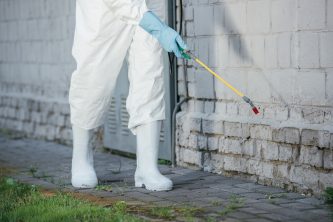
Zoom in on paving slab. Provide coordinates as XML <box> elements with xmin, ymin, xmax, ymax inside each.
<box><xmin>0</xmin><ymin>132</ymin><xmax>332</xmax><ymax>222</ymax></box>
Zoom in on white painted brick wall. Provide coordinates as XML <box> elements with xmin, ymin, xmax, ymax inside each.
<box><xmin>0</xmin><ymin>0</ymin><xmax>104</xmax><ymax>147</ymax></box>
<box><xmin>298</xmin><ymin>0</ymin><xmax>326</xmax><ymax>30</ymax></box>
<box><xmin>298</xmin><ymin>32</ymin><xmax>320</xmax><ymax>68</ymax></box>
<box><xmin>320</xmin><ymin>32</ymin><xmax>333</xmax><ymax>68</ymax></box>
<box><xmin>271</xmin><ymin>0</ymin><xmax>296</xmax><ymax>32</ymax></box>
<box><xmin>246</xmin><ymin>0</ymin><xmax>270</xmax><ymax>34</ymax></box>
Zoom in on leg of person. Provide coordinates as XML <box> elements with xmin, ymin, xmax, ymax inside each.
<box><xmin>126</xmin><ymin>8</ymin><xmax>172</xmax><ymax>190</ymax></box>
<box><xmin>69</xmin><ymin>0</ymin><xmax>136</xmax><ymax>188</ymax></box>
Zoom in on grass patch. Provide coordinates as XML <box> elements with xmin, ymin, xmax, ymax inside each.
<box><xmin>0</xmin><ymin>128</ymin><xmax>25</xmax><ymax>139</ymax></box>
<box><xmin>210</xmin><ymin>200</ymin><xmax>222</xmax><ymax>206</ymax></box>
<box><xmin>324</xmin><ymin>187</ymin><xmax>333</xmax><ymax>204</ymax></box>
<box><xmin>147</xmin><ymin>204</ymin><xmax>203</xmax><ymax>221</ymax></box>
<box><xmin>149</xmin><ymin>206</ymin><xmax>174</xmax><ymax>219</ymax></box>
<box><xmin>0</xmin><ymin>177</ymin><xmax>146</xmax><ymax>222</ymax></box>
<box><xmin>95</xmin><ymin>185</ymin><xmax>113</xmax><ymax>192</ymax></box>
<box><xmin>157</xmin><ymin>159</ymin><xmax>172</xmax><ymax>165</ymax></box>
<box><xmin>218</xmin><ymin>194</ymin><xmax>244</xmax><ymax>217</ymax></box>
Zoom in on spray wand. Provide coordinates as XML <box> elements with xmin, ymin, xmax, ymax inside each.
<box><xmin>180</xmin><ymin>49</ymin><xmax>260</xmax><ymax>115</ymax></box>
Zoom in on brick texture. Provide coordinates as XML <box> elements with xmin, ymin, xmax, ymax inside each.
<box><xmin>176</xmin><ymin>0</ymin><xmax>333</xmax><ymax>195</ymax></box>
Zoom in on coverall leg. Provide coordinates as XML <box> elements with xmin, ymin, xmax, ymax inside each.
<box><xmin>68</xmin><ymin>0</ymin><xmax>166</xmax><ymax>135</ymax></box>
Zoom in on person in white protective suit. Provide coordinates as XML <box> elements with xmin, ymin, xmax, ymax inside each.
<box><xmin>69</xmin><ymin>0</ymin><xmax>187</xmax><ymax>191</ymax></box>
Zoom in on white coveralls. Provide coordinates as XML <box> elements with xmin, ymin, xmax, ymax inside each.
<box><xmin>69</xmin><ymin>0</ymin><xmax>166</xmax><ymax>135</ymax></box>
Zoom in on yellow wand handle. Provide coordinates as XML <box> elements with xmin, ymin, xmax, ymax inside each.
<box><xmin>193</xmin><ymin>58</ymin><xmax>245</xmax><ymax>98</ymax></box>
<box><xmin>180</xmin><ymin>49</ymin><xmax>260</xmax><ymax>115</ymax></box>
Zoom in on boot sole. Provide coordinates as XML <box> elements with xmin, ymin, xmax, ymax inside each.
<box><xmin>135</xmin><ymin>182</ymin><xmax>173</xmax><ymax>191</ymax></box>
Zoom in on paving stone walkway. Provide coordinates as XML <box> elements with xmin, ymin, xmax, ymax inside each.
<box><xmin>0</xmin><ymin>131</ymin><xmax>332</xmax><ymax>222</ymax></box>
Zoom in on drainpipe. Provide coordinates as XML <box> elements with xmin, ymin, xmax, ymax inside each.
<box><xmin>169</xmin><ymin>0</ymin><xmax>189</xmax><ymax>168</ymax></box>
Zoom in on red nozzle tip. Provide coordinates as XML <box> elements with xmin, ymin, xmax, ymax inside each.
<box><xmin>252</xmin><ymin>107</ymin><xmax>260</xmax><ymax>115</ymax></box>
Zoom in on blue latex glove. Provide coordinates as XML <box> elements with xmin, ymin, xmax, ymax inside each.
<box><xmin>139</xmin><ymin>11</ymin><xmax>187</xmax><ymax>58</ymax></box>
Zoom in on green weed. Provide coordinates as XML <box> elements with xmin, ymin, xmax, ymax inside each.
<box><xmin>324</xmin><ymin>187</ymin><xmax>333</xmax><ymax>204</ymax></box>
<box><xmin>95</xmin><ymin>185</ymin><xmax>113</xmax><ymax>192</ymax></box>
<box><xmin>0</xmin><ymin>177</ymin><xmax>145</xmax><ymax>222</ymax></box>
<box><xmin>218</xmin><ymin>194</ymin><xmax>244</xmax><ymax>217</ymax></box>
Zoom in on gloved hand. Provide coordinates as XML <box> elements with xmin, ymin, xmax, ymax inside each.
<box><xmin>139</xmin><ymin>11</ymin><xmax>187</xmax><ymax>58</ymax></box>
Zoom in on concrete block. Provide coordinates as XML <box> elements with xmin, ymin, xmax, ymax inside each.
<box><xmin>198</xmin><ymin>134</ymin><xmax>208</xmax><ymax>150</ymax></box>
<box><xmin>184</xmin><ymin>7</ymin><xmax>194</xmax><ymax>21</ymax></box>
<box><xmin>290</xmin><ymin>166</ymin><xmax>319</xmax><ymax>188</ymax></box>
<box><xmin>259</xmin><ymin>140</ymin><xmax>279</xmax><ymax>161</ymax></box>
<box><xmin>327</xmin><ymin>69</ymin><xmax>333</xmax><ymax>104</ymax></box>
<box><xmin>278</xmin><ymin>144</ymin><xmax>293</xmax><ymax>162</ymax></box>
<box><xmin>277</xmin><ymin>33</ymin><xmax>292</xmax><ymax>68</ymax></box>
<box><xmin>7</xmin><ymin>21</ymin><xmax>19</xmax><ymax>41</ymax></box>
<box><xmin>194</xmin><ymin>5</ymin><xmax>214</xmax><ymax>36</ymax></box>
<box><xmin>44</xmin><ymin>0</ymin><xmax>71</xmax><ymax>17</ymax></box>
<box><xmin>262</xmin><ymin>162</ymin><xmax>274</xmax><ymax>179</ymax></box>
<box><xmin>319</xmin><ymin>172</ymin><xmax>333</xmax><ymax>189</ymax></box>
<box><xmin>264</xmin><ymin>104</ymin><xmax>289</xmax><ymax>121</ymax></box>
<box><xmin>272</xmin><ymin>127</ymin><xmax>300</xmax><ymax>145</ymax></box>
<box><xmin>226</xmin><ymin>102</ymin><xmax>239</xmax><ymax>116</ymax></box>
<box><xmin>181</xmin><ymin>148</ymin><xmax>202</xmax><ymax>166</ymax></box>
<box><xmin>60</xmin><ymin>127</ymin><xmax>73</xmax><ymax>141</ymax></box>
<box><xmin>263</xmin><ymin>105</ymin><xmax>276</xmax><ymax>120</ymax></box>
<box><xmin>302</xmin><ymin>107</ymin><xmax>326</xmax><ymax>124</ymax></box>
<box><xmin>177</xmin><ymin>81</ymin><xmax>186</xmax><ymax>96</ymax></box>
<box><xmin>188</xmin><ymin>70</ymin><xmax>215</xmax><ymax>99</ymax></box>
<box><xmin>215</xmin><ymin>68</ymin><xmax>247</xmax><ymax>101</ymax></box>
<box><xmin>204</xmin><ymin>101</ymin><xmax>215</xmax><ymax>113</ymax></box>
<box><xmin>187</xmin><ymin>99</ymin><xmax>205</xmax><ymax>112</ymax></box>
<box><xmin>31</xmin><ymin>111</ymin><xmax>41</xmax><ymax>123</ymax></box>
<box><xmin>249</xmin><ymin>35</ymin><xmax>265</xmax><ymax>68</ymax></box>
<box><xmin>188</xmin><ymin>134</ymin><xmax>198</xmax><ymax>149</ymax></box>
<box><xmin>298</xmin><ymin>32</ymin><xmax>319</xmax><ymax>68</ymax></box>
<box><xmin>228</xmin><ymin>35</ymin><xmax>241</xmax><ymax>67</ymax></box>
<box><xmin>276</xmin><ymin>164</ymin><xmax>290</xmax><ymax>179</ymax></box>
<box><xmin>209</xmin><ymin>36</ymin><xmax>228</xmax><ymax>68</ymax></box>
<box><xmin>179</xmin><ymin>114</ymin><xmax>202</xmax><ymax>133</ymax></box>
<box><xmin>320</xmin><ymin>32</ymin><xmax>333</xmax><ymax>68</ymax></box>
<box><xmin>214</xmin><ymin>101</ymin><xmax>227</xmax><ymax>115</ymax></box>
<box><xmin>247</xmin><ymin>159</ymin><xmax>262</xmax><ymax>175</ymax></box>
<box><xmin>208</xmin><ymin>136</ymin><xmax>219</xmax><ymax>151</ymax></box>
<box><xmin>247</xmin><ymin>0</ymin><xmax>270</xmax><ymax>33</ymax></box>
<box><xmin>242</xmin><ymin>139</ymin><xmax>256</xmax><ymax>156</ymax></box>
<box><xmin>250</xmin><ymin>124</ymin><xmax>272</xmax><ymax>141</ymax></box>
<box><xmin>328</xmin><ymin>0</ymin><xmax>333</xmax><ymax>30</ymax></box>
<box><xmin>271</xmin><ymin>0</ymin><xmax>296</xmax><ymax>32</ymax></box>
<box><xmin>299</xmin><ymin>145</ymin><xmax>323</xmax><ymax>167</ymax></box>
<box><xmin>197</xmin><ymin>37</ymin><xmax>209</xmax><ymax>63</ymax></box>
<box><xmin>298</xmin><ymin>0</ymin><xmax>326</xmax><ymax>30</ymax></box>
<box><xmin>247</xmin><ymin>70</ymin><xmax>271</xmax><ymax>103</ymax></box>
<box><xmin>219</xmin><ymin>137</ymin><xmax>242</xmax><ymax>154</ymax></box>
<box><xmin>238</xmin><ymin>103</ymin><xmax>252</xmax><ymax>117</ymax></box>
<box><xmin>22</xmin><ymin>122</ymin><xmax>35</xmax><ymax>134</ymax></box>
<box><xmin>202</xmin><ymin>117</ymin><xmax>223</xmax><ymax>134</ymax></box>
<box><xmin>265</xmin><ymin>35</ymin><xmax>278</xmax><ymax>68</ymax></box>
<box><xmin>323</xmin><ymin>149</ymin><xmax>333</xmax><ymax>170</ymax></box>
<box><xmin>56</xmin><ymin>115</ymin><xmax>66</xmax><ymax>126</ymax></box>
<box><xmin>294</xmin><ymin>70</ymin><xmax>326</xmax><ymax>106</ymax></box>
<box><xmin>45</xmin><ymin>125</ymin><xmax>56</xmax><ymax>140</ymax></box>
<box><xmin>177</xmin><ymin>130</ymin><xmax>189</xmax><ymax>147</ymax></box>
<box><xmin>301</xmin><ymin>129</ymin><xmax>330</xmax><ymax>148</ymax></box>
<box><xmin>224</xmin><ymin>155</ymin><xmax>247</xmax><ymax>172</ymax></box>
<box><xmin>185</xmin><ymin>21</ymin><xmax>194</xmax><ymax>37</ymax></box>
<box><xmin>224</xmin><ymin>122</ymin><xmax>250</xmax><ymax>138</ymax></box>
<box><xmin>224</xmin><ymin>1</ymin><xmax>246</xmax><ymax>34</ymax></box>
<box><xmin>213</xmin><ymin>5</ymin><xmax>224</xmax><ymax>35</ymax></box>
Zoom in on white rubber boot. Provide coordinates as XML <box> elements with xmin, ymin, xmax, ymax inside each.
<box><xmin>135</xmin><ymin>121</ymin><xmax>173</xmax><ymax>191</ymax></box>
<box><xmin>71</xmin><ymin>124</ymin><xmax>98</xmax><ymax>188</ymax></box>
